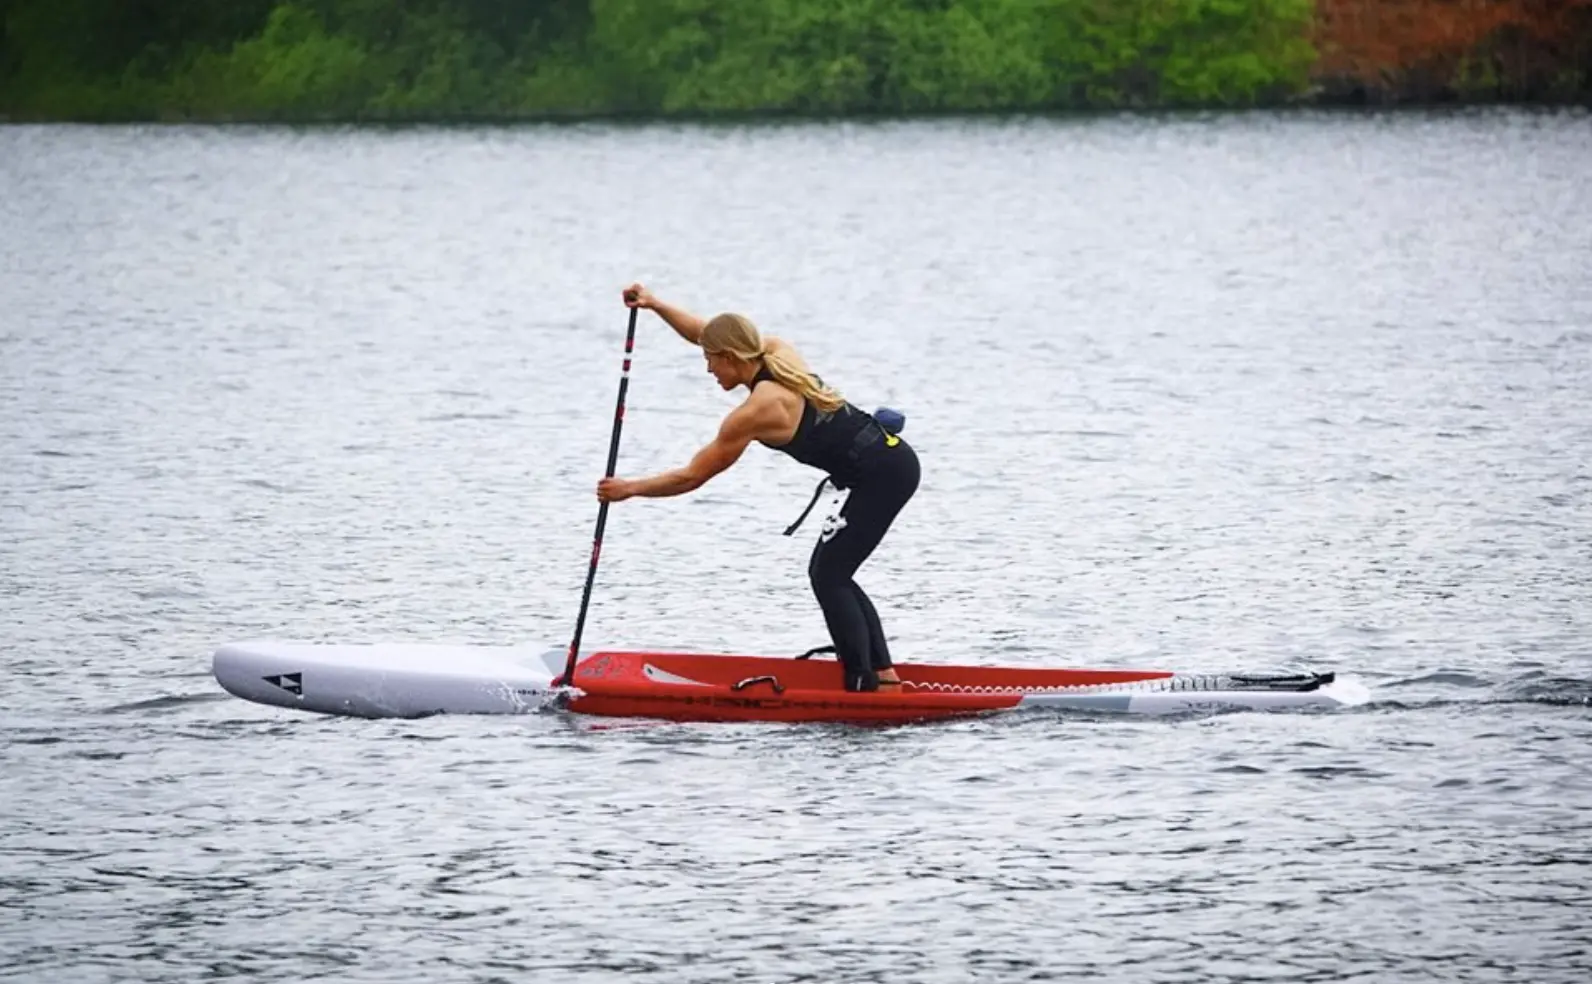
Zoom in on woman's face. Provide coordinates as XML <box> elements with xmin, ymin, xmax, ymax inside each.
<box><xmin>704</xmin><ymin>349</ymin><xmax>748</xmax><ymax>390</ymax></box>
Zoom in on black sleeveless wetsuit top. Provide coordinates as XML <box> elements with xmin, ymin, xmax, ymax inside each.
<box><xmin>753</xmin><ymin>366</ymin><xmax>887</xmax><ymax>489</ymax></box>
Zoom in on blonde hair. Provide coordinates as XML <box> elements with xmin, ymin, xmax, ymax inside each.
<box><xmin>702</xmin><ymin>312</ymin><xmax>846</xmax><ymax>414</ymax></box>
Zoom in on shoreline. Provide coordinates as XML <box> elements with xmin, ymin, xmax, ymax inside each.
<box><xmin>3</xmin><ymin>98</ymin><xmax>1589</xmax><ymax>128</ymax></box>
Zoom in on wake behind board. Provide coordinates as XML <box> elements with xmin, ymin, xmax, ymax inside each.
<box><xmin>566</xmin><ymin>651</ymin><xmax>1371</xmax><ymax>723</ymax></box>
<box><xmin>212</xmin><ymin>640</ymin><xmax>564</xmax><ymax>718</ymax></box>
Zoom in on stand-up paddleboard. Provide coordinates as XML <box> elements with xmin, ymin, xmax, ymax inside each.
<box><xmin>210</xmin><ymin>309</ymin><xmax>1374</xmax><ymax>724</ymax></box>
<box><xmin>212</xmin><ymin>640</ymin><xmax>564</xmax><ymax>718</ymax></box>
<box><xmin>564</xmin><ymin>650</ymin><xmax>1372</xmax><ymax>723</ymax></box>
<box><xmin>212</xmin><ymin>641</ymin><xmax>1369</xmax><ymax>721</ymax></box>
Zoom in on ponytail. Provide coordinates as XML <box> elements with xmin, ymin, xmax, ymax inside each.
<box><xmin>760</xmin><ymin>347</ymin><xmax>845</xmax><ymax>414</ymax></box>
<box><xmin>702</xmin><ymin>312</ymin><xmax>847</xmax><ymax>414</ymax></box>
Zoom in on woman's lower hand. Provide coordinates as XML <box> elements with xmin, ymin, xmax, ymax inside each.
<box><xmin>597</xmin><ymin>477</ymin><xmax>634</xmax><ymax>503</ymax></box>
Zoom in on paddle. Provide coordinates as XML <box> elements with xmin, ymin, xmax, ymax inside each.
<box><xmin>559</xmin><ymin>294</ymin><xmax>640</xmax><ymax>687</ymax></box>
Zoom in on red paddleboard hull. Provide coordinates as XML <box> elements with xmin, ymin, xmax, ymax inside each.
<box><xmin>564</xmin><ymin>650</ymin><xmax>1175</xmax><ymax>724</ymax></box>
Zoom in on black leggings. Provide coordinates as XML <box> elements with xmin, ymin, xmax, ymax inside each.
<box><xmin>808</xmin><ymin>439</ymin><xmax>921</xmax><ymax>691</ymax></box>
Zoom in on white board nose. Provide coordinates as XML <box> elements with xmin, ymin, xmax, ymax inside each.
<box><xmin>212</xmin><ymin>641</ymin><xmax>312</xmax><ymax>710</ymax></box>
<box><xmin>211</xmin><ymin>639</ymin><xmax>561</xmax><ymax>718</ymax></box>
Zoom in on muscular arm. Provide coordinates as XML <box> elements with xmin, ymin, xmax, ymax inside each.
<box><xmin>624</xmin><ymin>397</ymin><xmax>778</xmax><ymax>498</ymax></box>
<box><xmin>650</xmin><ymin>297</ymin><xmax>708</xmax><ymax>346</ymax></box>
<box><xmin>627</xmin><ymin>283</ymin><xmax>801</xmax><ymax>359</ymax></box>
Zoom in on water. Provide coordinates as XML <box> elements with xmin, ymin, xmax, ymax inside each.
<box><xmin>3</xmin><ymin>108</ymin><xmax>1590</xmax><ymax>982</ymax></box>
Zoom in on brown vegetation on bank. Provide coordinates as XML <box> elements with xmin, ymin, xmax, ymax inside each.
<box><xmin>1311</xmin><ymin>0</ymin><xmax>1592</xmax><ymax>102</ymax></box>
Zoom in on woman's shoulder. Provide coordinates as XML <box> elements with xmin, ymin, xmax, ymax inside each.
<box><xmin>763</xmin><ymin>335</ymin><xmax>812</xmax><ymax>372</ymax></box>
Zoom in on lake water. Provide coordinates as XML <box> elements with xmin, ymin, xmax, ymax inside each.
<box><xmin>2</xmin><ymin>108</ymin><xmax>1590</xmax><ymax>982</ymax></box>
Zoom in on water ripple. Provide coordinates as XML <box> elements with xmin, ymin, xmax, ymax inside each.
<box><xmin>2</xmin><ymin>110</ymin><xmax>1591</xmax><ymax>983</ymax></box>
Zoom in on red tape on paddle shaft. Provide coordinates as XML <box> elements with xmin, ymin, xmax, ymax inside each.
<box><xmin>561</xmin><ymin>299</ymin><xmax>640</xmax><ymax>686</ymax></box>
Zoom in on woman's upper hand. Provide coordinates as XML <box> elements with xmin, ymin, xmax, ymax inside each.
<box><xmin>621</xmin><ymin>282</ymin><xmax>706</xmax><ymax>346</ymax></box>
<box><xmin>622</xmin><ymin>283</ymin><xmax>655</xmax><ymax>309</ymax></box>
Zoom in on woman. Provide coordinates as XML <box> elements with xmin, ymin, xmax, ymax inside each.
<box><xmin>596</xmin><ymin>283</ymin><xmax>920</xmax><ymax>693</ymax></box>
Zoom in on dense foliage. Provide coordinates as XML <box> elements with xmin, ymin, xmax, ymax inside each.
<box><xmin>1</xmin><ymin>0</ymin><xmax>1321</xmax><ymax>120</ymax></box>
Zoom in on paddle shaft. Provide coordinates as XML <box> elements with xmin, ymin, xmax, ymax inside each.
<box><xmin>562</xmin><ymin>302</ymin><xmax>639</xmax><ymax>685</ymax></box>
